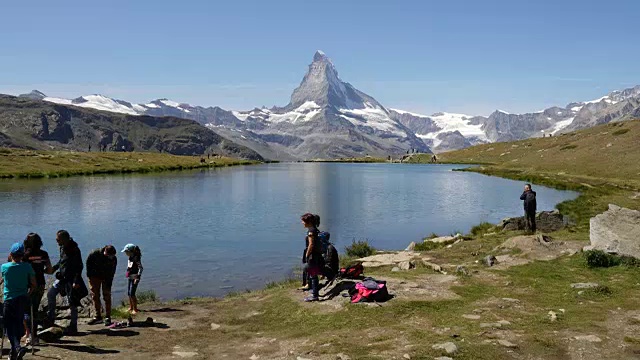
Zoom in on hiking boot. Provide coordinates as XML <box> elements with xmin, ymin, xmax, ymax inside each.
<box><xmin>16</xmin><ymin>347</ymin><xmax>27</xmax><ymax>360</ymax></box>
<box><xmin>87</xmin><ymin>316</ymin><xmax>103</xmax><ymax>325</ymax></box>
<box><xmin>303</xmin><ymin>296</ymin><xmax>319</xmax><ymax>302</ymax></box>
<box><xmin>62</xmin><ymin>326</ymin><xmax>78</xmax><ymax>336</ymax></box>
<box><xmin>104</xmin><ymin>317</ymin><xmax>112</xmax><ymax>326</ymax></box>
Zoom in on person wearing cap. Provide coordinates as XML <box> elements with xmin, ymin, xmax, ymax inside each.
<box><xmin>86</xmin><ymin>245</ymin><xmax>118</xmax><ymax>326</ymax></box>
<box><xmin>2</xmin><ymin>243</ymin><xmax>36</xmax><ymax>359</ymax></box>
<box><xmin>47</xmin><ymin>230</ymin><xmax>83</xmax><ymax>335</ymax></box>
<box><xmin>121</xmin><ymin>243</ymin><xmax>143</xmax><ymax>314</ymax></box>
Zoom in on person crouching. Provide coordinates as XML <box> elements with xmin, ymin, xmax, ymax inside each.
<box><xmin>86</xmin><ymin>245</ymin><xmax>117</xmax><ymax>326</ymax></box>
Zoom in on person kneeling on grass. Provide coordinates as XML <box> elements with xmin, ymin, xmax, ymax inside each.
<box><xmin>121</xmin><ymin>243</ymin><xmax>143</xmax><ymax>314</ymax></box>
<box><xmin>300</xmin><ymin>213</ymin><xmax>324</xmax><ymax>302</ymax></box>
<box><xmin>2</xmin><ymin>243</ymin><xmax>36</xmax><ymax>360</ymax></box>
<box><xmin>86</xmin><ymin>245</ymin><xmax>117</xmax><ymax>326</ymax></box>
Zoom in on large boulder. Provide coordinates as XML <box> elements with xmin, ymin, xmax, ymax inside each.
<box><xmin>588</xmin><ymin>204</ymin><xmax>640</xmax><ymax>258</ymax></box>
<box><xmin>37</xmin><ymin>279</ymin><xmax>95</xmax><ymax>321</ymax></box>
<box><xmin>499</xmin><ymin>210</ymin><xmax>568</xmax><ymax>232</ymax></box>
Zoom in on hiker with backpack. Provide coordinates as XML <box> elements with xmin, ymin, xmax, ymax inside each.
<box><xmin>2</xmin><ymin>243</ymin><xmax>36</xmax><ymax>360</ymax></box>
<box><xmin>121</xmin><ymin>244</ymin><xmax>143</xmax><ymax>314</ymax></box>
<box><xmin>22</xmin><ymin>233</ymin><xmax>53</xmax><ymax>345</ymax></box>
<box><xmin>46</xmin><ymin>230</ymin><xmax>85</xmax><ymax>335</ymax></box>
<box><xmin>300</xmin><ymin>213</ymin><xmax>324</xmax><ymax>302</ymax></box>
<box><xmin>86</xmin><ymin>245</ymin><xmax>118</xmax><ymax>326</ymax></box>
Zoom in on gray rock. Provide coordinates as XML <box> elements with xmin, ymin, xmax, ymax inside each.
<box><xmin>589</xmin><ymin>204</ymin><xmax>640</xmax><ymax>258</ymax></box>
<box><xmin>480</xmin><ymin>320</ymin><xmax>511</xmax><ymax>328</ymax></box>
<box><xmin>455</xmin><ymin>265</ymin><xmax>469</xmax><ymax>276</ymax></box>
<box><xmin>425</xmin><ymin>236</ymin><xmax>457</xmax><ymax>244</ymax></box>
<box><xmin>398</xmin><ymin>260</ymin><xmax>415</xmax><ymax>270</ymax></box>
<box><xmin>462</xmin><ymin>314</ymin><xmax>481</xmax><ymax>320</ymax></box>
<box><xmin>432</xmin><ymin>342</ymin><xmax>458</xmax><ymax>354</ymax></box>
<box><xmin>570</xmin><ymin>283</ymin><xmax>600</xmax><ymax>289</ymax></box>
<box><xmin>573</xmin><ymin>335</ymin><xmax>602</xmax><ymax>343</ymax></box>
<box><xmin>391</xmin><ymin>267</ymin><xmax>401</xmax><ymax>272</ymax></box>
<box><xmin>403</xmin><ymin>354</ymin><xmax>411</xmax><ymax>359</ymax></box>
<box><xmin>336</xmin><ymin>354</ymin><xmax>351</xmax><ymax>360</ymax></box>
<box><xmin>497</xmin><ymin>340</ymin><xmax>518</xmax><ymax>348</ymax></box>
<box><xmin>500</xmin><ymin>210</ymin><xmax>568</xmax><ymax>232</ymax></box>
<box><xmin>434</xmin><ymin>358</ymin><xmax>453</xmax><ymax>360</ymax></box>
<box><xmin>422</xmin><ymin>260</ymin><xmax>444</xmax><ymax>273</ymax></box>
<box><xmin>210</xmin><ymin>323</ymin><xmax>221</xmax><ymax>330</ymax></box>
<box><xmin>484</xmin><ymin>255</ymin><xmax>498</xmax><ymax>267</ymax></box>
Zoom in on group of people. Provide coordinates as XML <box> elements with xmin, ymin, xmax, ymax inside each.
<box><xmin>1</xmin><ymin>230</ymin><xmax>144</xmax><ymax>359</ymax></box>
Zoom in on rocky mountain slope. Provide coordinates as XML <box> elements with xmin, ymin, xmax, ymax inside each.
<box><xmin>0</xmin><ymin>95</ymin><xmax>263</xmax><ymax>160</ymax></box>
<box><xmin>15</xmin><ymin>53</ymin><xmax>640</xmax><ymax>157</ymax></box>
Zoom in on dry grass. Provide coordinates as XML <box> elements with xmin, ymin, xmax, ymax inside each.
<box><xmin>0</xmin><ymin>148</ymin><xmax>259</xmax><ymax>178</ymax></box>
<box><xmin>437</xmin><ymin>119</ymin><xmax>640</xmax><ymax>189</ymax></box>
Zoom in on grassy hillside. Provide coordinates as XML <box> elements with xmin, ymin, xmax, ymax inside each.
<box><xmin>0</xmin><ymin>94</ymin><xmax>263</xmax><ymax>160</ymax></box>
<box><xmin>438</xmin><ymin>119</ymin><xmax>640</xmax><ymax>189</ymax></box>
<box><xmin>0</xmin><ymin>148</ymin><xmax>259</xmax><ymax>178</ymax></box>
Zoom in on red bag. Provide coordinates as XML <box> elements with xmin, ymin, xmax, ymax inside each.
<box><xmin>339</xmin><ymin>263</ymin><xmax>364</xmax><ymax>279</ymax></box>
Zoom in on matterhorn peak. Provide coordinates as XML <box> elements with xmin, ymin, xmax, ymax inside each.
<box><xmin>313</xmin><ymin>50</ymin><xmax>328</xmax><ymax>62</ymax></box>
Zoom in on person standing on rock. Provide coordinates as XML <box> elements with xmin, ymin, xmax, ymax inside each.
<box><xmin>23</xmin><ymin>232</ymin><xmax>53</xmax><ymax>345</ymax></box>
<box><xmin>86</xmin><ymin>245</ymin><xmax>117</xmax><ymax>326</ymax></box>
<box><xmin>2</xmin><ymin>243</ymin><xmax>36</xmax><ymax>360</ymax></box>
<box><xmin>47</xmin><ymin>230</ymin><xmax>83</xmax><ymax>335</ymax></box>
<box><xmin>520</xmin><ymin>184</ymin><xmax>537</xmax><ymax>233</ymax></box>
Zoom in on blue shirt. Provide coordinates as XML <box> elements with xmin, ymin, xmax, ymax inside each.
<box><xmin>1</xmin><ymin>262</ymin><xmax>35</xmax><ymax>301</ymax></box>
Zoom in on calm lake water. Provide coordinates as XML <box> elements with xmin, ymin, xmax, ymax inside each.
<box><xmin>0</xmin><ymin>163</ymin><xmax>578</xmax><ymax>300</ymax></box>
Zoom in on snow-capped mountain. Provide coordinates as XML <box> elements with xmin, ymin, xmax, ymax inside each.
<box><xmin>19</xmin><ymin>53</ymin><xmax>640</xmax><ymax>159</ymax></box>
<box><xmin>390</xmin><ymin>110</ymin><xmax>489</xmax><ymax>152</ymax></box>
<box><xmin>204</xmin><ymin>50</ymin><xmax>430</xmax><ymax>159</ymax></box>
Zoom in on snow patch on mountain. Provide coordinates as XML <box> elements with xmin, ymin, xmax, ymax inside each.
<box><xmin>391</xmin><ymin>109</ymin><xmax>488</xmax><ymax>142</ymax></box>
<box><xmin>44</xmin><ymin>95</ymin><xmax>141</xmax><ymax>115</ymax></box>
<box><xmin>550</xmin><ymin>117</ymin><xmax>575</xmax><ymax>134</ymax></box>
<box><xmin>339</xmin><ymin>103</ymin><xmax>405</xmax><ymax>135</ymax></box>
<box><xmin>269</xmin><ymin>101</ymin><xmax>321</xmax><ymax>123</ymax></box>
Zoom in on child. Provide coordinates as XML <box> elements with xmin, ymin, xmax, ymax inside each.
<box><xmin>121</xmin><ymin>244</ymin><xmax>143</xmax><ymax>314</ymax></box>
<box><xmin>2</xmin><ymin>243</ymin><xmax>36</xmax><ymax>360</ymax></box>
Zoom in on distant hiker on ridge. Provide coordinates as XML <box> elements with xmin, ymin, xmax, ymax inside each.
<box><xmin>520</xmin><ymin>184</ymin><xmax>537</xmax><ymax>234</ymax></box>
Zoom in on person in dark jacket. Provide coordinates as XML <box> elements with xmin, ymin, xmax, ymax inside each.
<box><xmin>46</xmin><ymin>230</ymin><xmax>83</xmax><ymax>335</ymax></box>
<box><xmin>86</xmin><ymin>245</ymin><xmax>117</xmax><ymax>326</ymax></box>
<box><xmin>520</xmin><ymin>184</ymin><xmax>537</xmax><ymax>233</ymax></box>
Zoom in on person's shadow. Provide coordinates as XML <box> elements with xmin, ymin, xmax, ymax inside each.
<box><xmin>320</xmin><ymin>280</ymin><xmax>356</xmax><ymax>300</ymax></box>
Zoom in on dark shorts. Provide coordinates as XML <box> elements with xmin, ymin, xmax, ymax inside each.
<box><xmin>127</xmin><ymin>278</ymin><xmax>139</xmax><ymax>297</ymax></box>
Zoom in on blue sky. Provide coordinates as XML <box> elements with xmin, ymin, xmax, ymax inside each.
<box><xmin>1</xmin><ymin>0</ymin><xmax>639</xmax><ymax>115</ymax></box>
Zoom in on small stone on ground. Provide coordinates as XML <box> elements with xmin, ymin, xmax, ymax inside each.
<box><xmin>498</xmin><ymin>340</ymin><xmax>518</xmax><ymax>348</ymax></box>
<box><xmin>573</xmin><ymin>335</ymin><xmax>602</xmax><ymax>343</ymax></box>
<box><xmin>463</xmin><ymin>314</ymin><xmax>481</xmax><ymax>320</ymax></box>
<box><xmin>432</xmin><ymin>342</ymin><xmax>458</xmax><ymax>354</ymax></box>
<box><xmin>571</xmin><ymin>282</ymin><xmax>599</xmax><ymax>289</ymax></box>
<box><xmin>210</xmin><ymin>323</ymin><xmax>221</xmax><ymax>330</ymax></box>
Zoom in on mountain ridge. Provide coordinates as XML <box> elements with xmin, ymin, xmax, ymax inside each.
<box><xmin>14</xmin><ymin>53</ymin><xmax>640</xmax><ymax>158</ymax></box>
